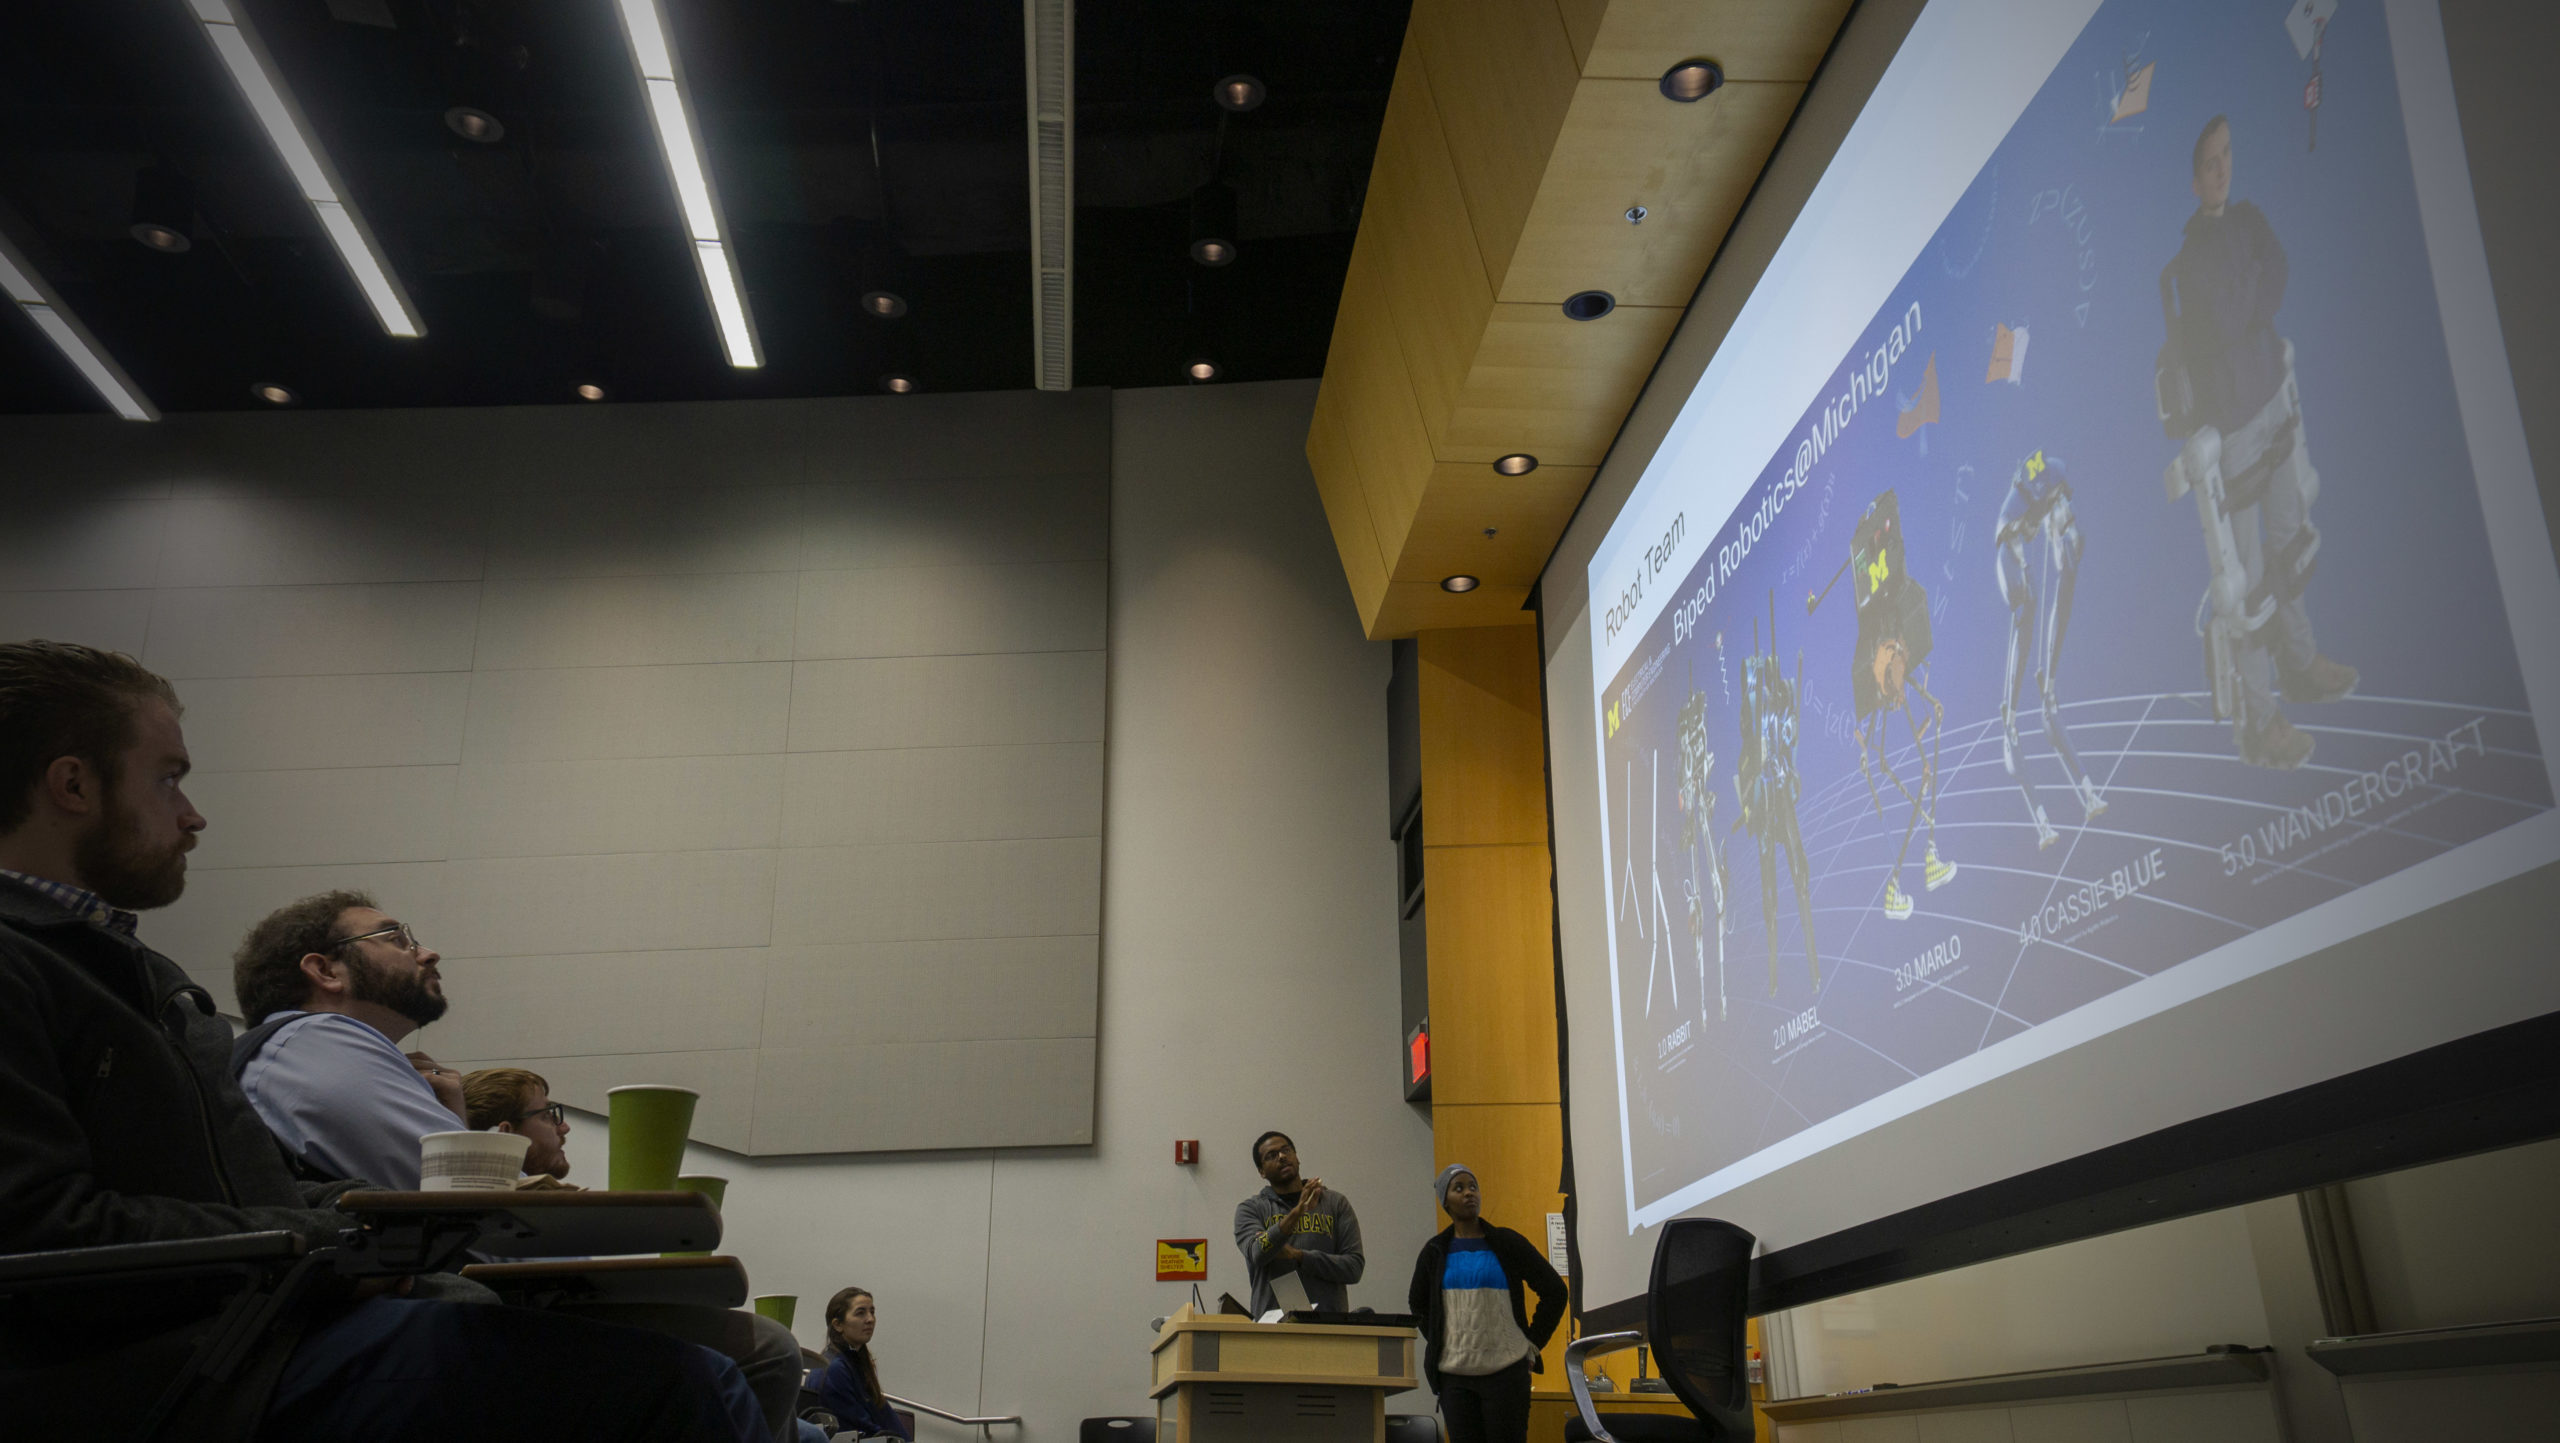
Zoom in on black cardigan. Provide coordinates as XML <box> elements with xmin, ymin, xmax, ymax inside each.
<box><xmin>1406</xmin><ymin>1222</ymin><xmax>1568</xmax><ymax>1393</ymax></box>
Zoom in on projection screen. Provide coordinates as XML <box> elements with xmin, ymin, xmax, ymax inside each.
<box><xmin>1544</xmin><ymin>0</ymin><xmax>2560</xmax><ymax>1320</ymax></box>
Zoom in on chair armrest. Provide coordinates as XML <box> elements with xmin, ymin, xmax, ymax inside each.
<box><xmin>0</xmin><ymin>1230</ymin><xmax>306</xmax><ymax>1292</ymax></box>
<box><xmin>1566</xmin><ymin>1330</ymin><xmax>1644</xmax><ymax>1443</ymax></box>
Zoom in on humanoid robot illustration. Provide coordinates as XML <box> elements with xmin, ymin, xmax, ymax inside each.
<box><xmin>1675</xmin><ymin>685</ymin><xmax>1732</xmax><ymax>1022</ymax></box>
<box><xmin>1733</xmin><ymin>596</ymin><xmax>1818</xmax><ymax>991</ymax></box>
<box><xmin>1995</xmin><ymin>449</ymin><xmax>2108</xmax><ymax>848</ymax></box>
<box><xmin>2156</xmin><ymin>114</ymin><xmax>2357</xmax><ymax>769</ymax></box>
<box><xmin>1808</xmin><ymin>490</ymin><xmax>1956</xmax><ymax>921</ymax></box>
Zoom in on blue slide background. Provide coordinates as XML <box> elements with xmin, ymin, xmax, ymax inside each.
<box><xmin>1600</xmin><ymin>0</ymin><xmax>2552</xmax><ymax>1215</ymax></box>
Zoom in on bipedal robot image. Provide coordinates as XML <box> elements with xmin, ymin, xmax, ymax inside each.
<box><xmin>1808</xmin><ymin>490</ymin><xmax>1956</xmax><ymax>922</ymax></box>
<box><xmin>1996</xmin><ymin>448</ymin><xmax>2107</xmax><ymax>848</ymax></box>
<box><xmin>1675</xmin><ymin>686</ymin><xmax>1732</xmax><ymax>1022</ymax></box>
<box><xmin>1733</xmin><ymin>595</ymin><xmax>1819</xmax><ymax>992</ymax></box>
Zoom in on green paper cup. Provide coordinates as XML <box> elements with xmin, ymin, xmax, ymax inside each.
<box><xmin>605</xmin><ymin>1084</ymin><xmax>699</xmax><ymax>1192</ymax></box>
<box><xmin>667</xmin><ymin>1174</ymin><xmax>729</xmax><ymax>1257</ymax></box>
<box><xmin>753</xmin><ymin>1294</ymin><xmax>797</xmax><ymax>1329</ymax></box>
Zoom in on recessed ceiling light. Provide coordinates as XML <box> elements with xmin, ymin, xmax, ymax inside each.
<box><xmin>444</xmin><ymin>106</ymin><xmax>505</xmax><ymax>143</ymax></box>
<box><xmin>1214</xmin><ymin>74</ymin><xmax>1266</xmax><ymax>112</ymax></box>
<box><xmin>1441</xmin><ymin>575</ymin><xmax>1480</xmax><ymax>593</ymax></box>
<box><xmin>129</xmin><ymin>166</ymin><xmax>195</xmax><ymax>253</ymax></box>
<box><xmin>1563</xmin><ymin>290</ymin><xmax>1616</xmax><ymax>321</ymax></box>
<box><xmin>1659</xmin><ymin>59</ymin><xmax>1725</xmax><ymax>103</ymax></box>
<box><xmin>1186</xmin><ymin>358</ymin><xmax>1220</xmax><ymax>381</ymax></box>
<box><xmin>861</xmin><ymin>289</ymin><xmax>908</xmax><ymax>319</ymax></box>
<box><xmin>576</xmin><ymin>383</ymin><xmax>606</xmax><ymax>401</ymax></box>
<box><xmin>252</xmin><ymin>382</ymin><xmax>296</xmax><ymax>405</ymax></box>
<box><xmin>1494</xmin><ymin>454</ymin><xmax>1538</xmax><ymax>476</ymax></box>
<box><xmin>1189</xmin><ymin>181</ymin><xmax>1238</xmax><ymax>267</ymax></box>
<box><xmin>881</xmin><ymin>373</ymin><xmax>916</xmax><ymax>394</ymax></box>
<box><xmin>130</xmin><ymin>222</ymin><xmax>192</xmax><ymax>254</ymax></box>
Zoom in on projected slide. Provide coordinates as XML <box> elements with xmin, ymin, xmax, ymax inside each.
<box><xmin>1591</xmin><ymin>0</ymin><xmax>2553</xmax><ymax>1224</ymax></box>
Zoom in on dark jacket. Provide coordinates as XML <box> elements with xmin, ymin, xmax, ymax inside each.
<box><xmin>2168</xmin><ymin>200</ymin><xmax>2290</xmax><ymax>432</ymax></box>
<box><xmin>1406</xmin><ymin>1224</ymin><xmax>1568</xmax><ymax>1394</ymax></box>
<box><xmin>814</xmin><ymin>1351</ymin><xmax>912</xmax><ymax>1439</ymax></box>
<box><xmin>0</xmin><ymin>875</ymin><xmax>357</xmax><ymax>1431</ymax></box>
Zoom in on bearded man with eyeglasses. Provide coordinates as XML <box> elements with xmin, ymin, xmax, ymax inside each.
<box><xmin>231</xmin><ymin>892</ymin><xmax>469</xmax><ymax>1191</ymax></box>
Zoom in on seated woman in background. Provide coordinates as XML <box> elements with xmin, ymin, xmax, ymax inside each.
<box><xmin>815</xmin><ymin>1286</ymin><xmax>911</xmax><ymax>1440</ymax></box>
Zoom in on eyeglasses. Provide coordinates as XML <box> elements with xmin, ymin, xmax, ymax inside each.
<box><xmin>515</xmin><ymin>1102</ymin><xmax>567</xmax><ymax>1128</ymax></box>
<box><xmin>330</xmin><ymin>921</ymin><xmax>422</xmax><ymax>955</ymax></box>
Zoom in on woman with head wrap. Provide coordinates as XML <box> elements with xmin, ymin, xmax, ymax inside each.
<box><xmin>1407</xmin><ymin>1164</ymin><xmax>1568</xmax><ymax>1443</ymax></box>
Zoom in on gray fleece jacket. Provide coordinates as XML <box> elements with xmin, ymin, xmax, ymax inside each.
<box><xmin>1233</xmin><ymin>1183</ymin><xmax>1365</xmax><ymax>1314</ymax></box>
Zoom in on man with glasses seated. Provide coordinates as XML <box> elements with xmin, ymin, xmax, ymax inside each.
<box><xmin>459</xmin><ymin>1067</ymin><xmax>575</xmax><ymax>1184</ymax></box>
<box><xmin>231</xmin><ymin>900</ymin><xmax>806</xmax><ymax>1440</ymax></box>
<box><xmin>231</xmin><ymin>894</ymin><xmax>465</xmax><ymax>1190</ymax></box>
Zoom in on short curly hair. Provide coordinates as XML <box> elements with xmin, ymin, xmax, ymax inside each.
<box><xmin>462</xmin><ymin>1067</ymin><xmax>552</xmax><ymax>1132</ymax></box>
<box><xmin>0</xmin><ymin>641</ymin><xmax>182</xmax><ymax>834</ymax></box>
<box><xmin>233</xmin><ymin>890</ymin><xmax>376</xmax><ymax>1026</ymax></box>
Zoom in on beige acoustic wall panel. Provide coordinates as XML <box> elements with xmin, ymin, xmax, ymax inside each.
<box><xmin>1305</xmin><ymin>0</ymin><xmax>1852</xmax><ymax>638</ymax></box>
<box><xmin>1</xmin><ymin>393</ymin><xmax>1109</xmax><ymax>1157</ymax></box>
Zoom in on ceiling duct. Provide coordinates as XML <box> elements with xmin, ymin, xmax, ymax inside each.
<box><xmin>1022</xmin><ymin>0</ymin><xmax>1072</xmax><ymax>391</ymax></box>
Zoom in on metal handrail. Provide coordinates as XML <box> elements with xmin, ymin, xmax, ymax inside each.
<box><xmin>883</xmin><ymin>1393</ymin><xmax>1022</xmax><ymax>1428</ymax></box>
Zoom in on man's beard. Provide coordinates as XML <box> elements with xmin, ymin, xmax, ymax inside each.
<box><xmin>74</xmin><ymin>785</ymin><xmax>189</xmax><ymax>911</ymax></box>
<box><xmin>348</xmin><ymin>952</ymin><xmax>450</xmax><ymax>1028</ymax></box>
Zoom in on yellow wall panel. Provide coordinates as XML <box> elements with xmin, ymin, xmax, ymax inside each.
<box><xmin>1445</xmin><ymin>301</ymin><xmax>1683</xmax><ymax>464</ymax></box>
<box><xmin>1579</xmin><ymin>0</ymin><xmax>1854</xmax><ymax>82</ymax></box>
<box><xmin>1501</xmin><ymin>78</ymin><xmax>1804</xmax><ymax>308</ymax></box>
<box><xmin>1408</xmin><ymin>0</ymin><xmax>1584</xmax><ymax>296</ymax></box>
<box><xmin>1329</xmin><ymin>231</ymin><xmax>1441</xmax><ymax>562</ymax></box>
<box><xmin>1369</xmin><ymin>32</ymin><xmax>1496</xmax><ymax>456</ymax></box>
<box><xmin>1424</xmin><ymin>843</ymin><xmax>1562</xmax><ymax>1106</ymax></box>
<box><xmin>1395</xmin><ymin>461</ymin><xmax>1597</xmax><ymax>586</ymax></box>
<box><xmin>1373</xmin><ymin>583</ymin><xmax>1538</xmax><ymax>639</ymax></box>
<box><xmin>1418</xmin><ymin>626</ymin><xmax>1547</xmax><ymax>848</ymax></box>
<box><xmin>1303</xmin><ymin>388</ymin><xmax>1392</xmax><ymax>628</ymax></box>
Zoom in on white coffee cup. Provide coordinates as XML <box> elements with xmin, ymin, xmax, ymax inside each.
<box><xmin>420</xmin><ymin>1129</ymin><xmax>532</xmax><ymax>1191</ymax></box>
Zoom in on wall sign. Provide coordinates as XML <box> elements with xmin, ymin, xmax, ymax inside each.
<box><xmin>1156</xmin><ymin>1238</ymin><xmax>1208</xmax><ymax>1282</ymax></box>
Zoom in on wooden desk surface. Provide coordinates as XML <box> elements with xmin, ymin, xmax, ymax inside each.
<box><xmin>1526</xmin><ymin>1386</ymin><xmax>1693</xmax><ymax>1443</ymax></box>
<box><xmin>336</xmin><ymin>1189</ymin><xmax>723</xmax><ymax>1258</ymax></box>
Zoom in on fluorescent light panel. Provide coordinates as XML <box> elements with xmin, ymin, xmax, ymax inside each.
<box><xmin>613</xmin><ymin>0</ymin><xmax>760</xmax><ymax>368</ymax></box>
<box><xmin>187</xmin><ymin>1</ymin><xmax>423</xmax><ymax>338</ymax></box>
<box><xmin>0</xmin><ymin>232</ymin><xmax>157</xmax><ymax>421</ymax></box>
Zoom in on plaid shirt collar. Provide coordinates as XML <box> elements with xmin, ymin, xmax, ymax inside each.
<box><xmin>0</xmin><ymin>869</ymin><xmax>140</xmax><ymax>937</ymax></box>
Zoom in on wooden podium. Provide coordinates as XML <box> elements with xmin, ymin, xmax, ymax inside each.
<box><xmin>1149</xmin><ymin>1305</ymin><xmax>1419</xmax><ymax>1443</ymax></box>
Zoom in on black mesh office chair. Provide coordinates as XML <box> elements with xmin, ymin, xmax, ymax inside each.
<box><xmin>1384</xmin><ymin>1412</ymin><xmax>1443</xmax><ymax>1442</ymax></box>
<box><xmin>1078</xmin><ymin>1418</ymin><xmax>1155</xmax><ymax>1442</ymax></box>
<box><xmin>1563</xmin><ymin>1217</ymin><xmax>1756</xmax><ymax>1442</ymax></box>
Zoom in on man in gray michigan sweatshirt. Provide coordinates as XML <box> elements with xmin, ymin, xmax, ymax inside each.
<box><xmin>1233</xmin><ymin>1130</ymin><xmax>1366</xmax><ymax>1314</ymax></box>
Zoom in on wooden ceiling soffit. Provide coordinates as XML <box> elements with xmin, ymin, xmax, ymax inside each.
<box><xmin>1306</xmin><ymin>0</ymin><xmax>1852</xmax><ymax>639</ymax></box>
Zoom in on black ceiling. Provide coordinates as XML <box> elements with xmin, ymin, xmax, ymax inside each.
<box><xmin>0</xmin><ymin>0</ymin><xmax>1410</xmax><ymax>414</ymax></box>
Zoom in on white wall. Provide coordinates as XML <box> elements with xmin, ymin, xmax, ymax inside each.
<box><xmin>0</xmin><ymin>389</ymin><xmax>1112</xmax><ymax>1156</ymax></box>
<box><xmin>564</xmin><ymin>380</ymin><xmax>1437</xmax><ymax>1439</ymax></box>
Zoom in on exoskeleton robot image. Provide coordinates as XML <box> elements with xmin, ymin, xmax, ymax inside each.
<box><xmin>1996</xmin><ymin>449</ymin><xmax>2108</xmax><ymax>848</ymax></box>
<box><xmin>1675</xmin><ymin>686</ymin><xmax>1732</xmax><ymax>1022</ymax></box>
<box><xmin>1808</xmin><ymin>490</ymin><xmax>1956</xmax><ymax>923</ymax></box>
<box><xmin>2158</xmin><ymin>268</ymin><xmax>2346</xmax><ymax>768</ymax></box>
<box><xmin>1733</xmin><ymin>596</ymin><xmax>1819</xmax><ymax>992</ymax></box>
